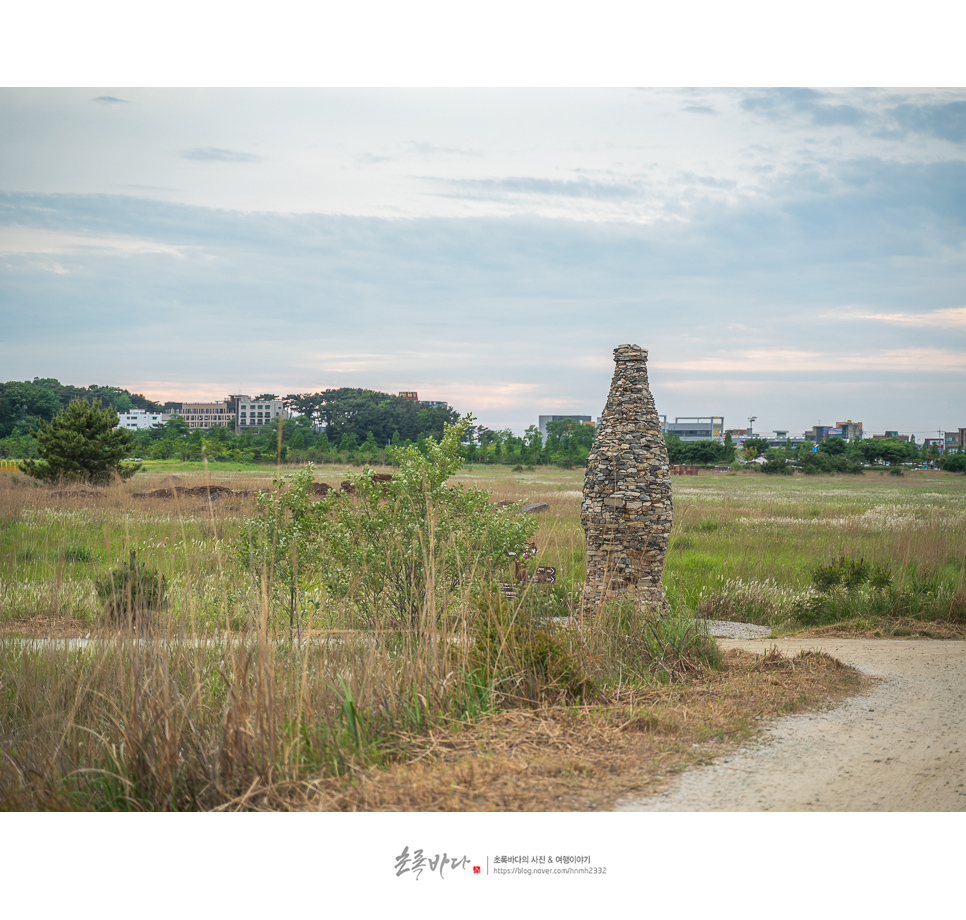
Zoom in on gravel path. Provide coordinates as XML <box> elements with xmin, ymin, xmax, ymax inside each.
<box><xmin>702</xmin><ymin>619</ymin><xmax>773</xmax><ymax>639</ymax></box>
<box><xmin>616</xmin><ymin>637</ymin><xmax>966</xmax><ymax>812</ymax></box>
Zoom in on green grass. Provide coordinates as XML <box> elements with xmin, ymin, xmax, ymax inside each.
<box><xmin>3</xmin><ymin>465</ymin><xmax>964</xmax><ymax>634</ymax></box>
<box><xmin>664</xmin><ymin>470</ymin><xmax>966</xmax><ymax>629</ymax></box>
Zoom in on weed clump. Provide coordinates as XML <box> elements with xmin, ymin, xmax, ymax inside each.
<box><xmin>96</xmin><ymin>551</ymin><xmax>166</xmax><ymax>630</ymax></box>
<box><xmin>468</xmin><ymin>591</ymin><xmax>595</xmax><ymax>705</ymax></box>
<box><xmin>62</xmin><ymin>545</ymin><xmax>94</xmax><ymax>563</ymax></box>
<box><xmin>811</xmin><ymin>556</ymin><xmax>892</xmax><ymax>593</ymax></box>
<box><xmin>794</xmin><ymin>556</ymin><xmax>965</xmax><ymax>628</ymax></box>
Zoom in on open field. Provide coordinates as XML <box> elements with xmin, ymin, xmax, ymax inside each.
<box><xmin>0</xmin><ymin>462</ymin><xmax>963</xmax><ymax>810</ymax></box>
<box><xmin>461</xmin><ymin>465</ymin><xmax>966</xmax><ymax>637</ymax></box>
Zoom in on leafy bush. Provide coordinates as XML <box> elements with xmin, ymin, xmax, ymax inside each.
<box><xmin>241</xmin><ymin>416</ymin><xmax>539</xmax><ymax>630</ymax></box>
<box><xmin>794</xmin><ymin>557</ymin><xmax>965</xmax><ymax>627</ymax></box>
<box><xmin>940</xmin><ymin>452</ymin><xmax>966</xmax><ymax>473</ymax></box>
<box><xmin>760</xmin><ymin>458</ymin><xmax>793</xmax><ymax>475</ymax></box>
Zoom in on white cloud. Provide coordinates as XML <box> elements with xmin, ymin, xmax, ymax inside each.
<box><xmin>0</xmin><ymin>226</ymin><xmax>184</xmax><ymax>257</ymax></box>
<box><xmin>850</xmin><ymin>307</ymin><xmax>966</xmax><ymax>330</ymax></box>
<box><xmin>653</xmin><ymin>347</ymin><xmax>966</xmax><ymax>374</ymax></box>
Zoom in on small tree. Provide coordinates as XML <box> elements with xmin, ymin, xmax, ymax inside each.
<box><xmin>818</xmin><ymin>436</ymin><xmax>847</xmax><ymax>455</ymax></box>
<box><xmin>742</xmin><ymin>437</ymin><xmax>771</xmax><ymax>459</ymax></box>
<box><xmin>18</xmin><ymin>399</ymin><xmax>141</xmax><ymax>485</ymax></box>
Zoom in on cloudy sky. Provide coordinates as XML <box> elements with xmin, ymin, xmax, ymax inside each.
<box><xmin>2</xmin><ymin>85</ymin><xmax>964</xmax><ymax>439</ymax></box>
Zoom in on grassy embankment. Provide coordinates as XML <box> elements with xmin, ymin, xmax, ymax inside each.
<box><xmin>0</xmin><ymin>463</ymin><xmax>961</xmax><ymax>810</ymax></box>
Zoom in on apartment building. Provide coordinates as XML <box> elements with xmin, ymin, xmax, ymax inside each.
<box><xmin>171</xmin><ymin>401</ymin><xmax>234</xmax><ymax>430</ymax></box>
<box><xmin>233</xmin><ymin>396</ymin><xmax>289</xmax><ymax>430</ymax></box>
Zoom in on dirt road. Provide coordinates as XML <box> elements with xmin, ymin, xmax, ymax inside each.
<box><xmin>616</xmin><ymin>638</ymin><xmax>966</xmax><ymax>812</ymax></box>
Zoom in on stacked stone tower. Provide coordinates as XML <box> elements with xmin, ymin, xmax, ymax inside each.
<box><xmin>581</xmin><ymin>344</ymin><xmax>672</xmax><ymax>613</ymax></box>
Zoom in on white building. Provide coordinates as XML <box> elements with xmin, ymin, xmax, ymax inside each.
<box><xmin>234</xmin><ymin>396</ymin><xmax>290</xmax><ymax>430</ymax></box>
<box><xmin>116</xmin><ymin>408</ymin><xmax>167</xmax><ymax>431</ymax></box>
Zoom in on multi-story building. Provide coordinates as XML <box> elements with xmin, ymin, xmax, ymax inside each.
<box><xmin>662</xmin><ymin>416</ymin><xmax>725</xmax><ymax>442</ymax></box>
<box><xmin>804</xmin><ymin>425</ymin><xmax>835</xmax><ymax>443</ymax></box>
<box><xmin>946</xmin><ymin>430</ymin><xmax>966</xmax><ymax>453</ymax></box>
<box><xmin>538</xmin><ymin>414</ymin><xmax>594</xmax><ymax>438</ymax></box>
<box><xmin>805</xmin><ymin>424</ymin><xmax>861</xmax><ymax>443</ymax></box>
<box><xmin>233</xmin><ymin>396</ymin><xmax>289</xmax><ymax>430</ymax></box>
<box><xmin>116</xmin><ymin>408</ymin><xmax>167</xmax><ymax>430</ymax></box>
<box><xmin>160</xmin><ymin>395</ymin><xmax>291</xmax><ymax>431</ymax></box>
<box><xmin>172</xmin><ymin>401</ymin><xmax>234</xmax><ymax>430</ymax></box>
<box><xmin>835</xmin><ymin>420</ymin><xmax>863</xmax><ymax>440</ymax></box>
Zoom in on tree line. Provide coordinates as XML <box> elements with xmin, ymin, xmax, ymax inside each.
<box><xmin>663</xmin><ymin>430</ymin><xmax>951</xmax><ymax>474</ymax></box>
<box><xmin>126</xmin><ymin>413</ymin><xmax>598</xmax><ymax>467</ymax></box>
<box><xmin>0</xmin><ymin>378</ymin><xmax>162</xmax><ymax>459</ymax></box>
<box><xmin>3</xmin><ymin>377</ymin><xmax>960</xmax><ymax>474</ymax></box>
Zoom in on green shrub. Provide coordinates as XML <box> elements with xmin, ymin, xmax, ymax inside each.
<box><xmin>240</xmin><ymin>415</ymin><xmax>538</xmax><ymax>630</ymax></box>
<box><xmin>940</xmin><ymin>452</ymin><xmax>966</xmax><ymax>473</ymax></box>
<box><xmin>795</xmin><ymin>556</ymin><xmax>964</xmax><ymax>626</ymax></box>
<box><xmin>760</xmin><ymin>458</ymin><xmax>793</xmax><ymax>475</ymax></box>
<box><xmin>811</xmin><ymin>556</ymin><xmax>892</xmax><ymax>593</ymax></box>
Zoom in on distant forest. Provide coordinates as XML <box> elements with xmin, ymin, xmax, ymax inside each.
<box><xmin>0</xmin><ymin>378</ymin><xmax>162</xmax><ymax>458</ymax></box>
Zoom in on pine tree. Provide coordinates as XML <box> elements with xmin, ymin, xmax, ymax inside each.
<box><xmin>18</xmin><ymin>399</ymin><xmax>141</xmax><ymax>485</ymax></box>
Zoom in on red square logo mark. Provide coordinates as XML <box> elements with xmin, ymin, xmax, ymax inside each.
<box><xmin>473</xmin><ymin>866</ymin><xmax>481</xmax><ymax>874</ymax></box>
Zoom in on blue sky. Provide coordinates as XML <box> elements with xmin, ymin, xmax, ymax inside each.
<box><xmin>2</xmin><ymin>86</ymin><xmax>964</xmax><ymax>439</ymax></box>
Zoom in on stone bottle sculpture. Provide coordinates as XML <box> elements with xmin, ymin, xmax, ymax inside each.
<box><xmin>581</xmin><ymin>344</ymin><xmax>672</xmax><ymax>613</ymax></box>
